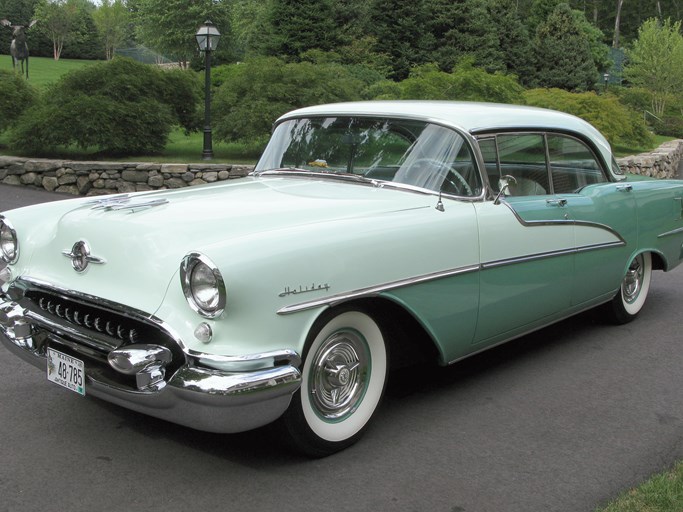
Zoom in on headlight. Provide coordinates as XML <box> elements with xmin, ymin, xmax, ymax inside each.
<box><xmin>180</xmin><ymin>253</ymin><xmax>226</xmax><ymax>318</ymax></box>
<box><xmin>0</xmin><ymin>217</ymin><xmax>18</xmax><ymax>264</ymax></box>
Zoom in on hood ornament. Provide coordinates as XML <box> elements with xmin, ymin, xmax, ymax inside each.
<box><xmin>62</xmin><ymin>241</ymin><xmax>106</xmax><ymax>273</ymax></box>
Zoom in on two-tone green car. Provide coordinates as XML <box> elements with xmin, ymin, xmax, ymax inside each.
<box><xmin>1</xmin><ymin>101</ymin><xmax>682</xmax><ymax>456</ymax></box>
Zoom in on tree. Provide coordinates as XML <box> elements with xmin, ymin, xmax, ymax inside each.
<box><xmin>425</xmin><ymin>0</ymin><xmax>504</xmax><ymax>73</ymax></box>
<box><xmin>259</xmin><ymin>0</ymin><xmax>341</xmax><ymax>58</ymax></box>
<box><xmin>367</xmin><ymin>0</ymin><xmax>432</xmax><ymax>80</ymax></box>
<box><xmin>33</xmin><ymin>0</ymin><xmax>78</xmax><ymax>60</ymax></box>
<box><xmin>134</xmin><ymin>0</ymin><xmax>231</xmax><ymax>68</ymax></box>
<box><xmin>624</xmin><ymin>17</ymin><xmax>683</xmax><ymax>116</ymax></box>
<box><xmin>531</xmin><ymin>3</ymin><xmax>599</xmax><ymax>91</ymax></box>
<box><xmin>486</xmin><ymin>0</ymin><xmax>534</xmax><ymax>82</ymax></box>
<box><xmin>92</xmin><ymin>0</ymin><xmax>128</xmax><ymax>60</ymax></box>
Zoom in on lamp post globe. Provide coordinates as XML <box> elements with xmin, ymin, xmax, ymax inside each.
<box><xmin>195</xmin><ymin>21</ymin><xmax>220</xmax><ymax>160</ymax></box>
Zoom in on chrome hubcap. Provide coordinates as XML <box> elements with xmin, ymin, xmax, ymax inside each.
<box><xmin>623</xmin><ymin>254</ymin><xmax>644</xmax><ymax>304</ymax></box>
<box><xmin>309</xmin><ymin>330</ymin><xmax>369</xmax><ymax>421</ymax></box>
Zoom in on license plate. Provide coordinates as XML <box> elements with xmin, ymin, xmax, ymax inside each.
<box><xmin>47</xmin><ymin>348</ymin><xmax>85</xmax><ymax>396</ymax></box>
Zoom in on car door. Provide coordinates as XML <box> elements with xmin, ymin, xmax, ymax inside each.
<box><xmin>472</xmin><ymin>134</ymin><xmax>575</xmax><ymax>346</ymax></box>
<box><xmin>546</xmin><ymin>133</ymin><xmax>637</xmax><ymax>306</ymax></box>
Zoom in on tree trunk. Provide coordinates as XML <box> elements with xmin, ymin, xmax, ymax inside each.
<box><xmin>613</xmin><ymin>0</ymin><xmax>625</xmax><ymax>48</ymax></box>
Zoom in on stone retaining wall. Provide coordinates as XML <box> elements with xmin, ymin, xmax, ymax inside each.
<box><xmin>616</xmin><ymin>139</ymin><xmax>683</xmax><ymax>179</ymax></box>
<box><xmin>1</xmin><ymin>139</ymin><xmax>682</xmax><ymax>197</ymax></box>
<box><xmin>0</xmin><ymin>157</ymin><xmax>255</xmax><ymax>196</ymax></box>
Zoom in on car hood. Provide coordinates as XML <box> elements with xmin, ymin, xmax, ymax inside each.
<box><xmin>9</xmin><ymin>176</ymin><xmax>434</xmax><ymax>315</ymax></box>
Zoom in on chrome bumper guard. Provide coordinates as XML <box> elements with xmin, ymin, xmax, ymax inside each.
<box><xmin>0</xmin><ymin>295</ymin><xmax>302</xmax><ymax>433</ymax></box>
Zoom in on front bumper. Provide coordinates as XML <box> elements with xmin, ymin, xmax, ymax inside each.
<box><xmin>0</xmin><ymin>294</ymin><xmax>302</xmax><ymax>433</ymax></box>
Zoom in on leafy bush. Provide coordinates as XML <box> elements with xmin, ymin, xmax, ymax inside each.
<box><xmin>0</xmin><ymin>71</ymin><xmax>36</xmax><ymax>134</ymax></box>
<box><xmin>653</xmin><ymin>116</ymin><xmax>683</xmax><ymax>138</ymax></box>
<box><xmin>523</xmin><ymin>88</ymin><xmax>654</xmax><ymax>149</ymax></box>
<box><xmin>212</xmin><ymin>57</ymin><xmax>368</xmax><ymax>142</ymax></box>
<box><xmin>370</xmin><ymin>60</ymin><xmax>525</xmax><ymax>104</ymax></box>
<box><xmin>10</xmin><ymin>58</ymin><xmax>201</xmax><ymax>155</ymax></box>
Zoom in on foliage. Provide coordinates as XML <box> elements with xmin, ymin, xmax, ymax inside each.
<box><xmin>92</xmin><ymin>0</ymin><xmax>128</xmax><ymax>60</ymax></box>
<box><xmin>570</xmin><ymin>9</ymin><xmax>611</xmax><ymax>72</ymax></box>
<box><xmin>0</xmin><ymin>70</ymin><xmax>36</xmax><ymax>132</ymax></box>
<box><xmin>624</xmin><ymin>18</ymin><xmax>683</xmax><ymax>117</ymax></box>
<box><xmin>259</xmin><ymin>0</ymin><xmax>341</xmax><ymax>58</ymax></box>
<box><xmin>425</xmin><ymin>0</ymin><xmax>503</xmax><ymax>73</ymax></box>
<box><xmin>34</xmin><ymin>0</ymin><xmax>78</xmax><ymax>60</ymax></box>
<box><xmin>212</xmin><ymin>57</ymin><xmax>366</xmax><ymax>142</ymax></box>
<box><xmin>367</xmin><ymin>0</ymin><xmax>433</xmax><ymax>80</ymax></box>
<box><xmin>486</xmin><ymin>0</ymin><xmax>534</xmax><ymax>83</ymax></box>
<box><xmin>370</xmin><ymin>60</ymin><xmax>525</xmax><ymax>104</ymax></box>
<box><xmin>531</xmin><ymin>3</ymin><xmax>599</xmax><ymax>91</ymax></box>
<box><xmin>134</xmin><ymin>0</ymin><xmax>231</xmax><ymax>68</ymax></box>
<box><xmin>10</xmin><ymin>58</ymin><xmax>201</xmax><ymax>154</ymax></box>
<box><xmin>523</xmin><ymin>88</ymin><xmax>653</xmax><ymax>148</ymax></box>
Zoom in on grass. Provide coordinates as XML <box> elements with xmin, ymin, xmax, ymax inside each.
<box><xmin>596</xmin><ymin>461</ymin><xmax>683</xmax><ymax>512</ymax></box>
<box><xmin>0</xmin><ymin>53</ymin><xmax>97</xmax><ymax>89</ymax></box>
<box><xmin>613</xmin><ymin>134</ymin><xmax>675</xmax><ymax>157</ymax></box>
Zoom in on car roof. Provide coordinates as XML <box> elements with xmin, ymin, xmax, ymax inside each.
<box><xmin>278</xmin><ymin>101</ymin><xmax>611</xmax><ymax>157</ymax></box>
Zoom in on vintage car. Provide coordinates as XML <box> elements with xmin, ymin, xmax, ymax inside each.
<box><xmin>1</xmin><ymin>101</ymin><xmax>683</xmax><ymax>456</ymax></box>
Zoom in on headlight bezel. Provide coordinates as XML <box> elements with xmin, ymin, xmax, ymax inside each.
<box><xmin>0</xmin><ymin>216</ymin><xmax>19</xmax><ymax>264</ymax></box>
<box><xmin>180</xmin><ymin>252</ymin><xmax>226</xmax><ymax>318</ymax></box>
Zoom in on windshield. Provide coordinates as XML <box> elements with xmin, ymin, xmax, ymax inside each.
<box><xmin>255</xmin><ymin>116</ymin><xmax>482</xmax><ymax>197</ymax></box>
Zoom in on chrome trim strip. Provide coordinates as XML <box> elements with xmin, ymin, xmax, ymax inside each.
<box><xmin>658</xmin><ymin>226</ymin><xmax>683</xmax><ymax>238</ymax></box>
<box><xmin>187</xmin><ymin>348</ymin><xmax>302</xmax><ymax>369</ymax></box>
<box><xmin>277</xmin><ymin>265</ymin><xmax>480</xmax><ymax>315</ymax></box>
<box><xmin>482</xmin><ymin>248</ymin><xmax>576</xmax><ymax>269</ymax></box>
<box><xmin>501</xmin><ymin>201</ymin><xmax>627</xmax><ymax>243</ymax></box>
<box><xmin>279</xmin><ymin>238</ymin><xmax>626</xmax><ymax>314</ymax></box>
<box><xmin>483</xmin><ymin>241</ymin><xmax>624</xmax><ymax>269</ymax></box>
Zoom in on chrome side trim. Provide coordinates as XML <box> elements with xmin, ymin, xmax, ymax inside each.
<box><xmin>279</xmin><ymin>238</ymin><xmax>626</xmax><ymax>315</ymax></box>
<box><xmin>501</xmin><ymin>200</ymin><xmax>627</xmax><ymax>244</ymax></box>
<box><xmin>277</xmin><ymin>265</ymin><xmax>480</xmax><ymax>315</ymax></box>
<box><xmin>658</xmin><ymin>226</ymin><xmax>683</xmax><ymax>238</ymax></box>
<box><xmin>482</xmin><ymin>241</ymin><xmax>624</xmax><ymax>270</ymax></box>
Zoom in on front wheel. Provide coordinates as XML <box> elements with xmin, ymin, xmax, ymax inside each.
<box><xmin>283</xmin><ymin>308</ymin><xmax>388</xmax><ymax>457</ymax></box>
<box><xmin>607</xmin><ymin>252</ymin><xmax>652</xmax><ymax>324</ymax></box>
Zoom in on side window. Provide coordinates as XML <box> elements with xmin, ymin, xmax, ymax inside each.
<box><xmin>547</xmin><ymin>134</ymin><xmax>607</xmax><ymax>193</ymax></box>
<box><xmin>496</xmin><ymin>134</ymin><xmax>549</xmax><ymax>196</ymax></box>
<box><xmin>478</xmin><ymin>138</ymin><xmax>500</xmax><ymax>193</ymax></box>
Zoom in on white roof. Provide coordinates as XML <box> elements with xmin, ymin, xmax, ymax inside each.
<box><xmin>278</xmin><ymin>101</ymin><xmax>611</xmax><ymax>157</ymax></box>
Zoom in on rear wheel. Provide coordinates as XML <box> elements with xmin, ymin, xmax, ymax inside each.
<box><xmin>607</xmin><ymin>252</ymin><xmax>652</xmax><ymax>324</ymax></box>
<box><xmin>283</xmin><ymin>308</ymin><xmax>388</xmax><ymax>457</ymax></box>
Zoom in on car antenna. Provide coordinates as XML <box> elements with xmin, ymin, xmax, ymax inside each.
<box><xmin>436</xmin><ymin>190</ymin><xmax>445</xmax><ymax>212</ymax></box>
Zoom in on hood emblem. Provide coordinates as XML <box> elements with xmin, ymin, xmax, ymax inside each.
<box><xmin>62</xmin><ymin>241</ymin><xmax>106</xmax><ymax>273</ymax></box>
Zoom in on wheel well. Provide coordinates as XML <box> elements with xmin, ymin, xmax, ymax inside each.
<box><xmin>332</xmin><ymin>298</ymin><xmax>440</xmax><ymax>370</ymax></box>
<box><xmin>649</xmin><ymin>251</ymin><xmax>666</xmax><ymax>271</ymax></box>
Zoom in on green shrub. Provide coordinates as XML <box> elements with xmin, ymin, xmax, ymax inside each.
<box><xmin>370</xmin><ymin>60</ymin><xmax>525</xmax><ymax>104</ymax></box>
<box><xmin>10</xmin><ymin>58</ymin><xmax>201</xmax><ymax>155</ymax></box>
<box><xmin>0</xmin><ymin>71</ymin><xmax>37</xmax><ymax>134</ymax></box>
<box><xmin>213</xmin><ymin>57</ymin><xmax>367</xmax><ymax>143</ymax></box>
<box><xmin>523</xmin><ymin>88</ymin><xmax>653</xmax><ymax>148</ymax></box>
<box><xmin>653</xmin><ymin>116</ymin><xmax>683</xmax><ymax>138</ymax></box>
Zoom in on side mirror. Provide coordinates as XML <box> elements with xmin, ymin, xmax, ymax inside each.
<box><xmin>493</xmin><ymin>175</ymin><xmax>517</xmax><ymax>205</ymax></box>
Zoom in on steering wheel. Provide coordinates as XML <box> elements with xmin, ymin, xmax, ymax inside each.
<box><xmin>402</xmin><ymin>158</ymin><xmax>473</xmax><ymax>196</ymax></box>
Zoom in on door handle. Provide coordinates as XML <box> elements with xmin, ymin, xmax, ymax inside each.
<box><xmin>616</xmin><ymin>184</ymin><xmax>633</xmax><ymax>192</ymax></box>
<box><xmin>546</xmin><ymin>198</ymin><xmax>567</xmax><ymax>207</ymax></box>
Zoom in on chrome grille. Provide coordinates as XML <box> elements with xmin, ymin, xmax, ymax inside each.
<box><xmin>36</xmin><ymin>294</ymin><xmax>140</xmax><ymax>345</ymax></box>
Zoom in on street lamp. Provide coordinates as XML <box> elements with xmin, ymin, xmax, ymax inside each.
<box><xmin>195</xmin><ymin>20</ymin><xmax>221</xmax><ymax>160</ymax></box>
<box><xmin>603</xmin><ymin>72</ymin><xmax>610</xmax><ymax>93</ymax></box>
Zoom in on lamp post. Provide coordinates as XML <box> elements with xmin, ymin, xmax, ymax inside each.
<box><xmin>195</xmin><ymin>20</ymin><xmax>221</xmax><ymax>160</ymax></box>
<box><xmin>603</xmin><ymin>72</ymin><xmax>610</xmax><ymax>93</ymax></box>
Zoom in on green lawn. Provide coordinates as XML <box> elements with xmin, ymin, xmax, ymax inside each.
<box><xmin>0</xmin><ymin>54</ymin><xmax>98</xmax><ymax>89</ymax></box>
<box><xmin>596</xmin><ymin>461</ymin><xmax>683</xmax><ymax>512</ymax></box>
